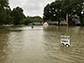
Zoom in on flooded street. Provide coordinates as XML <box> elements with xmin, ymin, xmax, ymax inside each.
<box><xmin>0</xmin><ymin>26</ymin><xmax>84</xmax><ymax>63</ymax></box>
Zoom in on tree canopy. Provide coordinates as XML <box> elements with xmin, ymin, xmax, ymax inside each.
<box><xmin>43</xmin><ymin>1</ymin><xmax>63</xmax><ymax>21</ymax></box>
<box><xmin>43</xmin><ymin>0</ymin><xmax>84</xmax><ymax>23</ymax></box>
<box><xmin>0</xmin><ymin>0</ymin><xmax>10</xmax><ymax>24</ymax></box>
<box><xmin>10</xmin><ymin>7</ymin><xmax>26</xmax><ymax>25</ymax></box>
<box><xmin>62</xmin><ymin>0</ymin><xmax>83</xmax><ymax>16</ymax></box>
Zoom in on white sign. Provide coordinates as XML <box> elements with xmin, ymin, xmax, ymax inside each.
<box><xmin>60</xmin><ymin>35</ymin><xmax>70</xmax><ymax>47</ymax></box>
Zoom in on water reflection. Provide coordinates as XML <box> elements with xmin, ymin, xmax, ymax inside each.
<box><xmin>0</xmin><ymin>29</ymin><xmax>10</xmax><ymax>63</ymax></box>
<box><xmin>0</xmin><ymin>26</ymin><xmax>84</xmax><ymax>63</ymax></box>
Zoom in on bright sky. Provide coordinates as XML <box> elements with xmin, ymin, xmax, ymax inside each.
<box><xmin>9</xmin><ymin>0</ymin><xmax>55</xmax><ymax>17</ymax></box>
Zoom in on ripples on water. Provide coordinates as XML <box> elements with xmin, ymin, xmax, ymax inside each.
<box><xmin>0</xmin><ymin>26</ymin><xmax>84</xmax><ymax>63</ymax></box>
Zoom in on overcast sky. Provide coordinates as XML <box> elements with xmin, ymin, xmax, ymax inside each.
<box><xmin>9</xmin><ymin>0</ymin><xmax>55</xmax><ymax>17</ymax></box>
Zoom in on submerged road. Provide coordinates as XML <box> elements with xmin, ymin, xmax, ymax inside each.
<box><xmin>0</xmin><ymin>26</ymin><xmax>84</xmax><ymax>63</ymax></box>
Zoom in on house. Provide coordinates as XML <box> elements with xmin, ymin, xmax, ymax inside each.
<box><xmin>43</xmin><ymin>22</ymin><xmax>49</xmax><ymax>28</ymax></box>
<box><xmin>59</xmin><ymin>18</ymin><xmax>68</xmax><ymax>26</ymax></box>
<box><xmin>60</xmin><ymin>20</ymin><xmax>68</xmax><ymax>26</ymax></box>
<box><xmin>68</xmin><ymin>17</ymin><xmax>80</xmax><ymax>26</ymax></box>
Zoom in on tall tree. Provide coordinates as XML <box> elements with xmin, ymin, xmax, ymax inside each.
<box><xmin>4</xmin><ymin>8</ymin><xmax>13</xmax><ymax>24</ymax></box>
<box><xmin>11</xmin><ymin>7</ymin><xmax>26</xmax><ymax>25</ymax></box>
<box><xmin>62</xmin><ymin>0</ymin><xmax>83</xmax><ymax>16</ymax></box>
<box><xmin>43</xmin><ymin>0</ymin><xmax>63</xmax><ymax>21</ymax></box>
<box><xmin>43</xmin><ymin>4</ymin><xmax>50</xmax><ymax>21</ymax></box>
<box><xmin>62</xmin><ymin>0</ymin><xmax>84</xmax><ymax>24</ymax></box>
<box><xmin>0</xmin><ymin>0</ymin><xmax>9</xmax><ymax>24</ymax></box>
<box><xmin>61</xmin><ymin>0</ymin><xmax>70</xmax><ymax>15</ymax></box>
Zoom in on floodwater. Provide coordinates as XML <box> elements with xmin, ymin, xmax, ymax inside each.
<box><xmin>0</xmin><ymin>26</ymin><xmax>84</xmax><ymax>63</ymax></box>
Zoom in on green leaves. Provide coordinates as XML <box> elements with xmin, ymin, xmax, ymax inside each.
<box><xmin>0</xmin><ymin>0</ymin><xmax>9</xmax><ymax>25</ymax></box>
<box><xmin>43</xmin><ymin>1</ymin><xmax>63</xmax><ymax>21</ymax></box>
<box><xmin>43</xmin><ymin>0</ymin><xmax>84</xmax><ymax>21</ymax></box>
<box><xmin>62</xmin><ymin>0</ymin><xmax>83</xmax><ymax>16</ymax></box>
<box><xmin>11</xmin><ymin>7</ymin><xmax>26</xmax><ymax>25</ymax></box>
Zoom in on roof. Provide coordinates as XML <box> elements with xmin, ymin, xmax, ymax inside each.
<box><xmin>60</xmin><ymin>21</ymin><xmax>68</xmax><ymax>25</ymax></box>
<box><xmin>47</xmin><ymin>22</ymin><xmax>58</xmax><ymax>25</ymax></box>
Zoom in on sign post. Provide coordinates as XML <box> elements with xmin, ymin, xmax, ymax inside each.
<box><xmin>60</xmin><ymin>35</ymin><xmax>70</xmax><ymax>47</ymax></box>
<box><xmin>66</xmin><ymin>13</ymin><xmax>68</xmax><ymax>22</ymax></box>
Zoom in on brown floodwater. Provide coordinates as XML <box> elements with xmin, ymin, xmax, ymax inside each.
<box><xmin>0</xmin><ymin>26</ymin><xmax>84</xmax><ymax>63</ymax></box>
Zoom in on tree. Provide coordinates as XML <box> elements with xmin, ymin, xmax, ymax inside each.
<box><xmin>62</xmin><ymin>0</ymin><xmax>83</xmax><ymax>16</ymax></box>
<box><xmin>0</xmin><ymin>0</ymin><xmax>9</xmax><ymax>25</ymax></box>
<box><xmin>61</xmin><ymin>0</ymin><xmax>70</xmax><ymax>14</ymax></box>
<box><xmin>11</xmin><ymin>7</ymin><xmax>26</xmax><ymax>25</ymax></box>
<box><xmin>43</xmin><ymin>0</ymin><xmax>63</xmax><ymax>21</ymax></box>
<box><xmin>43</xmin><ymin>4</ymin><xmax>50</xmax><ymax>21</ymax></box>
<box><xmin>62</xmin><ymin>0</ymin><xmax>84</xmax><ymax>24</ymax></box>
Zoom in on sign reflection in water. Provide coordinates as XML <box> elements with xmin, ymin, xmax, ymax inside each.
<box><xmin>0</xmin><ymin>26</ymin><xmax>84</xmax><ymax>63</ymax></box>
